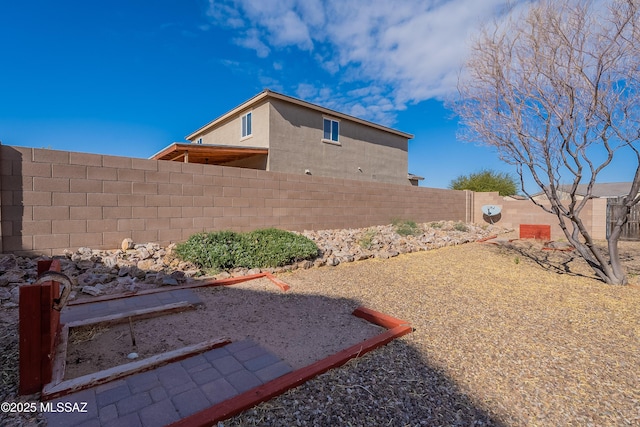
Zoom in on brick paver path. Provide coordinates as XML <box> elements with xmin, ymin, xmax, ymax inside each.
<box><xmin>44</xmin><ymin>339</ymin><xmax>293</xmax><ymax>427</ymax></box>
<box><xmin>60</xmin><ymin>289</ymin><xmax>203</xmax><ymax>325</ymax></box>
<box><xmin>45</xmin><ymin>289</ymin><xmax>292</xmax><ymax>426</ymax></box>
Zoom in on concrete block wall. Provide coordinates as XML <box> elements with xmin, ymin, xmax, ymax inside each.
<box><xmin>472</xmin><ymin>191</ymin><xmax>607</xmax><ymax>240</ymax></box>
<box><xmin>0</xmin><ymin>145</ymin><xmax>467</xmax><ymax>256</ymax></box>
<box><xmin>589</xmin><ymin>198</ymin><xmax>608</xmax><ymax>240</ymax></box>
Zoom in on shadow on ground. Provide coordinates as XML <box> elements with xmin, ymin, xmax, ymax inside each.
<box><xmin>492</xmin><ymin>239</ymin><xmax>640</xmax><ymax>284</ymax></box>
<box><xmin>1</xmin><ymin>264</ymin><xmax>503</xmax><ymax>426</ymax></box>
<box><xmin>490</xmin><ymin>240</ymin><xmax>595</xmax><ymax>279</ymax></box>
<box><xmin>224</xmin><ymin>338</ymin><xmax>504</xmax><ymax>426</ymax></box>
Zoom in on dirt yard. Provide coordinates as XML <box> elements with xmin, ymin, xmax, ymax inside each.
<box><xmin>2</xmin><ymin>239</ymin><xmax>640</xmax><ymax>426</ymax></box>
<box><xmin>225</xmin><ymin>240</ymin><xmax>640</xmax><ymax>426</ymax></box>
<box><xmin>65</xmin><ymin>277</ymin><xmax>383</xmax><ymax>379</ymax></box>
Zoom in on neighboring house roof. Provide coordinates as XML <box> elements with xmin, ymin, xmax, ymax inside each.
<box><xmin>407</xmin><ymin>173</ymin><xmax>424</xmax><ymax>181</ymax></box>
<box><xmin>561</xmin><ymin>182</ymin><xmax>634</xmax><ymax>198</ymax></box>
<box><xmin>533</xmin><ymin>182</ymin><xmax>634</xmax><ymax>198</ymax></box>
<box><xmin>185</xmin><ymin>89</ymin><xmax>414</xmax><ymax>141</ymax></box>
<box><xmin>504</xmin><ymin>194</ymin><xmax>527</xmax><ymax>200</ymax></box>
<box><xmin>150</xmin><ymin>142</ymin><xmax>268</xmax><ymax>164</ymax></box>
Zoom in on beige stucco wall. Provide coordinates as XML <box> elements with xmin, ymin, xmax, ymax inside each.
<box><xmin>190</xmin><ymin>100</ymin><xmax>270</xmax><ymax>149</ymax></box>
<box><xmin>267</xmin><ymin>99</ymin><xmax>409</xmax><ymax>185</ymax></box>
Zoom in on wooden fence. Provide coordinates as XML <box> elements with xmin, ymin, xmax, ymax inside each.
<box><xmin>607</xmin><ymin>197</ymin><xmax>640</xmax><ymax>241</ymax></box>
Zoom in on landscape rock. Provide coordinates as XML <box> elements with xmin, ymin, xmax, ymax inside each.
<box><xmin>170</xmin><ymin>271</ymin><xmax>187</xmax><ymax>283</ymax></box>
<box><xmin>152</xmin><ymin>272</ymin><xmax>179</xmax><ymax>286</ymax></box>
<box><xmin>183</xmin><ymin>269</ymin><xmax>200</xmax><ymax>278</ymax></box>
<box><xmin>136</xmin><ymin>247</ymin><xmax>151</xmax><ymax>260</ymax></box>
<box><xmin>355</xmin><ymin>253</ymin><xmax>371</xmax><ymax>261</ymax></box>
<box><xmin>10</xmin><ymin>286</ymin><xmax>20</xmax><ymax>303</ymax></box>
<box><xmin>136</xmin><ymin>259</ymin><xmax>156</xmax><ymax>271</ymax></box>
<box><xmin>0</xmin><ymin>221</ymin><xmax>511</xmax><ymax>307</ymax></box>
<box><xmin>298</xmin><ymin>260</ymin><xmax>313</xmax><ymax>269</ymax></box>
<box><xmin>121</xmin><ymin>238</ymin><xmax>134</xmax><ymax>251</ymax></box>
<box><xmin>327</xmin><ymin>257</ymin><xmax>340</xmax><ymax>267</ymax></box>
<box><xmin>116</xmin><ymin>276</ymin><xmax>135</xmax><ymax>287</ymax></box>
<box><xmin>0</xmin><ymin>271</ymin><xmax>24</xmax><ymax>287</ymax></box>
<box><xmin>340</xmin><ymin>255</ymin><xmax>355</xmax><ymax>263</ymax></box>
<box><xmin>145</xmin><ymin>272</ymin><xmax>175</xmax><ymax>287</ymax></box>
<box><xmin>0</xmin><ymin>255</ymin><xmax>18</xmax><ymax>273</ymax></box>
<box><xmin>77</xmin><ymin>272</ymin><xmax>111</xmax><ymax>287</ymax></box>
<box><xmin>82</xmin><ymin>285</ymin><xmax>103</xmax><ymax>296</ymax></box>
<box><xmin>301</xmin><ymin>221</ymin><xmax>509</xmax><ymax>267</ymax></box>
<box><xmin>103</xmin><ymin>254</ymin><xmax>119</xmax><ymax>269</ymax></box>
<box><xmin>161</xmin><ymin>276</ymin><xmax>179</xmax><ymax>286</ymax></box>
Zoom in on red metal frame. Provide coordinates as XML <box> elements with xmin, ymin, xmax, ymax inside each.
<box><xmin>168</xmin><ymin>306</ymin><xmax>412</xmax><ymax>427</ymax></box>
<box><xmin>65</xmin><ymin>272</ymin><xmax>290</xmax><ymax>308</ymax></box>
<box><xmin>19</xmin><ymin>259</ymin><xmax>62</xmax><ymax>395</ymax></box>
<box><xmin>21</xmin><ymin>264</ymin><xmax>411</xmax><ymax>425</ymax></box>
<box><xmin>519</xmin><ymin>224</ymin><xmax>551</xmax><ymax>241</ymax></box>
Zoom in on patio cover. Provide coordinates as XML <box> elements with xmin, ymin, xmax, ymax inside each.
<box><xmin>151</xmin><ymin>143</ymin><xmax>268</xmax><ymax>165</ymax></box>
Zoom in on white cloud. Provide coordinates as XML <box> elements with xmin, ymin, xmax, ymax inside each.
<box><xmin>234</xmin><ymin>28</ymin><xmax>270</xmax><ymax>58</ymax></box>
<box><xmin>207</xmin><ymin>0</ymin><xmax>524</xmax><ymax>124</ymax></box>
<box><xmin>295</xmin><ymin>83</ymin><xmax>319</xmax><ymax>100</ymax></box>
<box><xmin>276</xmin><ymin>10</ymin><xmax>313</xmax><ymax>48</ymax></box>
<box><xmin>206</xmin><ymin>2</ymin><xmax>244</xmax><ymax>28</ymax></box>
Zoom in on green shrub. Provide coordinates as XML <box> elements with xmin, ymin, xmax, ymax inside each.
<box><xmin>453</xmin><ymin>222</ymin><xmax>469</xmax><ymax>232</ymax></box>
<box><xmin>175</xmin><ymin>228</ymin><xmax>318</xmax><ymax>271</ymax></box>
<box><xmin>359</xmin><ymin>229</ymin><xmax>377</xmax><ymax>250</ymax></box>
<box><xmin>175</xmin><ymin>231</ymin><xmax>244</xmax><ymax>271</ymax></box>
<box><xmin>392</xmin><ymin>219</ymin><xmax>421</xmax><ymax>236</ymax></box>
<box><xmin>449</xmin><ymin>169</ymin><xmax>518</xmax><ymax>196</ymax></box>
<box><xmin>242</xmin><ymin>228</ymin><xmax>319</xmax><ymax>268</ymax></box>
<box><xmin>430</xmin><ymin>222</ymin><xmax>443</xmax><ymax>229</ymax></box>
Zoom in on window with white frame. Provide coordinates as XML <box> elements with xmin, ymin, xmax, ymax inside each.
<box><xmin>241</xmin><ymin>112</ymin><xmax>252</xmax><ymax>138</ymax></box>
<box><xmin>323</xmin><ymin>117</ymin><xmax>339</xmax><ymax>143</ymax></box>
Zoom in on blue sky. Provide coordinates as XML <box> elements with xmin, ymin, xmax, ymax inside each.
<box><xmin>0</xmin><ymin>0</ymin><xmax>635</xmax><ymax>190</ymax></box>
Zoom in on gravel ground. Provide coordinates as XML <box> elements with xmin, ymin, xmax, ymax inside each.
<box><xmin>224</xmin><ymin>240</ymin><xmax>640</xmax><ymax>426</ymax></box>
<box><xmin>2</xmin><ymin>237</ymin><xmax>639</xmax><ymax>426</ymax></box>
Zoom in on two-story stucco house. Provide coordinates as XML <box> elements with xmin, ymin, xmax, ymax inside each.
<box><xmin>152</xmin><ymin>89</ymin><xmax>420</xmax><ymax>186</ymax></box>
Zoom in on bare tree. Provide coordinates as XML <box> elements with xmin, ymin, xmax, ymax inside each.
<box><xmin>453</xmin><ymin>0</ymin><xmax>640</xmax><ymax>285</ymax></box>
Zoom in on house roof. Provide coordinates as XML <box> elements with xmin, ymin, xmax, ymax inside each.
<box><xmin>560</xmin><ymin>182</ymin><xmax>634</xmax><ymax>198</ymax></box>
<box><xmin>150</xmin><ymin>142</ymin><xmax>268</xmax><ymax>164</ymax></box>
<box><xmin>185</xmin><ymin>89</ymin><xmax>414</xmax><ymax>141</ymax></box>
<box><xmin>531</xmin><ymin>182</ymin><xmax>635</xmax><ymax>198</ymax></box>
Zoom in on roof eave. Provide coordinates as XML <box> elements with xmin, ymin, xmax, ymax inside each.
<box><xmin>185</xmin><ymin>89</ymin><xmax>414</xmax><ymax>141</ymax></box>
<box><xmin>185</xmin><ymin>90</ymin><xmax>271</xmax><ymax>141</ymax></box>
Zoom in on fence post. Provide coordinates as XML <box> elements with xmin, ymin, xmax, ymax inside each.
<box><xmin>19</xmin><ymin>259</ymin><xmax>62</xmax><ymax>394</ymax></box>
<box><xmin>465</xmin><ymin>190</ymin><xmax>474</xmax><ymax>223</ymax></box>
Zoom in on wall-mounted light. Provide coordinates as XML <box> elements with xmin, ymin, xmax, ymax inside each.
<box><xmin>305</xmin><ymin>169</ymin><xmax>311</xmax><ymax>175</ymax></box>
<box><xmin>358</xmin><ymin>167</ymin><xmax>363</xmax><ymax>172</ymax></box>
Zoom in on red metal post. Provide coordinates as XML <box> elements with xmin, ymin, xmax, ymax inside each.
<box><xmin>18</xmin><ymin>259</ymin><xmax>62</xmax><ymax>395</ymax></box>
